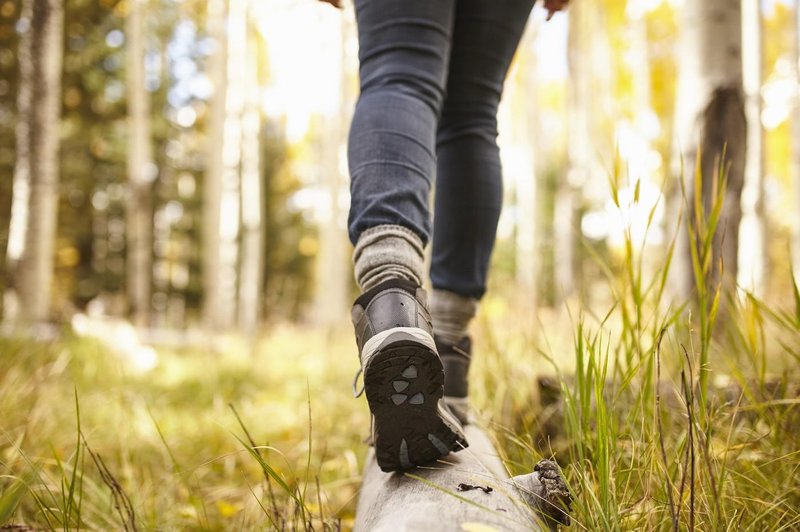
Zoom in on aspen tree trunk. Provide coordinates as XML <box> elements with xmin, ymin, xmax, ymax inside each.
<box><xmin>126</xmin><ymin>0</ymin><xmax>154</xmax><ymax>328</ymax></box>
<box><xmin>4</xmin><ymin>0</ymin><xmax>63</xmax><ymax>324</ymax></box>
<box><xmin>562</xmin><ymin>2</ymin><xmax>592</xmax><ymax>302</ymax></box>
<box><xmin>513</xmin><ymin>27</ymin><xmax>538</xmax><ymax>310</ymax></box>
<box><xmin>217</xmin><ymin>0</ymin><xmax>246</xmax><ymax>331</ymax></box>
<box><xmin>628</xmin><ymin>4</ymin><xmax>655</xmax><ymax>186</ymax></box>
<box><xmin>791</xmin><ymin>1</ymin><xmax>800</xmax><ymax>282</ymax></box>
<box><xmin>738</xmin><ymin>0</ymin><xmax>765</xmax><ymax>296</ymax></box>
<box><xmin>674</xmin><ymin>0</ymin><xmax>746</xmax><ymax>298</ymax></box>
<box><xmin>238</xmin><ymin>16</ymin><xmax>265</xmax><ymax>337</ymax></box>
<box><xmin>628</xmin><ymin>11</ymin><xmax>652</xmax><ymax>124</ymax></box>
<box><xmin>312</xmin><ymin>12</ymin><xmax>350</xmax><ymax>326</ymax></box>
<box><xmin>202</xmin><ymin>0</ymin><xmax>226</xmax><ymax>330</ymax></box>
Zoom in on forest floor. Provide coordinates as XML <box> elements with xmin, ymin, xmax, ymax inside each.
<box><xmin>1</xmin><ymin>283</ymin><xmax>799</xmax><ymax>531</ymax></box>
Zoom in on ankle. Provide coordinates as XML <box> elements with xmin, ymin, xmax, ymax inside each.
<box><xmin>430</xmin><ymin>289</ymin><xmax>477</xmax><ymax>344</ymax></box>
<box><xmin>436</xmin><ymin>335</ymin><xmax>471</xmax><ymax>399</ymax></box>
<box><xmin>351</xmin><ymin>278</ymin><xmax>434</xmax><ymax>356</ymax></box>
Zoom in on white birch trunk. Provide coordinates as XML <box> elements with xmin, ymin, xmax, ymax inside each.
<box><xmin>202</xmin><ymin>0</ymin><xmax>227</xmax><ymax>330</ymax></box>
<box><xmin>217</xmin><ymin>0</ymin><xmax>246</xmax><ymax>331</ymax></box>
<box><xmin>561</xmin><ymin>2</ymin><xmax>591</xmax><ymax>301</ymax></box>
<box><xmin>4</xmin><ymin>0</ymin><xmax>63</xmax><ymax>324</ymax></box>
<box><xmin>126</xmin><ymin>0</ymin><xmax>154</xmax><ymax>328</ymax></box>
<box><xmin>629</xmin><ymin>14</ymin><xmax>652</xmax><ymax>127</ymax></box>
<box><xmin>312</xmin><ymin>12</ymin><xmax>350</xmax><ymax>326</ymax></box>
<box><xmin>673</xmin><ymin>0</ymin><xmax>746</xmax><ymax>299</ymax></box>
<box><xmin>238</xmin><ymin>15</ymin><xmax>265</xmax><ymax>337</ymax></box>
<box><xmin>512</xmin><ymin>28</ymin><xmax>538</xmax><ymax>309</ymax></box>
<box><xmin>738</xmin><ymin>0</ymin><xmax>765</xmax><ymax>297</ymax></box>
<box><xmin>791</xmin><ymin>2</ymin><xmax>800</xmax><ymax>283</ymax></box>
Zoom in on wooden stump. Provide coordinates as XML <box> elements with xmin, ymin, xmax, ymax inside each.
<box><xmin>354</xmin><ymin>425</ymin><xmax>572</xmax><ymax>531</ymax></box>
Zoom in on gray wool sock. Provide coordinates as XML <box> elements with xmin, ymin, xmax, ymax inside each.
<box><xmin>430</xmin><ymin>289</ymin><xmax>478</xmax><ymax>344</ymax></box>
<box><xmin>353</xmin><ymin>224</ymin><xmax>425</xmax><ymax>292</ymax></box>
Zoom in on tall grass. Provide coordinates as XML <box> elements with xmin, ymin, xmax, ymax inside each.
<box><xmin>1</xmin><ymin>161</ymin><xmax>798</xmax><ymax>530</ymax></box>
<box><xmin>485</xmin><ymin>156</ymin><xmax>800</xmax><ymax>530</ymax></box>
<box><xmin>0</xmin><ymin>331</ymin><xmax>364</xmax><ymax>529</ymax></box>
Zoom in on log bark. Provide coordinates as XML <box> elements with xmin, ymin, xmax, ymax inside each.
<box><xmin>355</xmin><ymin>425</ymin><xmax>571</xmax><ymax>532</ymax></box>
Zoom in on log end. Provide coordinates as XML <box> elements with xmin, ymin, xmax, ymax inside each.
<box><xmin>509</xmin><ymin>459</ymin><xmax>573</xmax><ymax>531</ymax></box>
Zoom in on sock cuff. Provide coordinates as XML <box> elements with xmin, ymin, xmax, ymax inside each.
<box><xmin>353</xmin><ymin>224</ymin><xmax>425</xmax><ymax>292</ymax></box>
<box><xmin>353</xmin><ymin>224</ymin><xmax>424</xmax><ymax>260</ymax></box>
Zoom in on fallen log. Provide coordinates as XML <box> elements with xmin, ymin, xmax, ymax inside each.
<box><xmin>354</xmin><ymin>425</ymin><xmax>572</xmax><ymax>531</ymax></box>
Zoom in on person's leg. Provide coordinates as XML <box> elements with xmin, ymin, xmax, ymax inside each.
<box><xmin>431</xmin><ymin>0</ymin><xmax>536</xmax><ymax>302</ymax></box>
<box><xmin>348</xmin><ymin>0</ymin><xmax>455</xmax><ymax>292</ymax></box>
<box><xmin>430</xmin><ymin>0</ymin><xmax>536</xmax><ymax>420</ymax></box>
<box><xmin>347</xmin><ymin>0</ymin><xmax>467</xmax><ymax>471</ymax></box>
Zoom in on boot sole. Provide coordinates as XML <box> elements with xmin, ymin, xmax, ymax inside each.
<box><xmin>362</xmin><ymin>329</ymin><xmax>468</xmax><ymax>472</ymax></box>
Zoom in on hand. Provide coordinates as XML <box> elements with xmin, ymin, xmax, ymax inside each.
<box><xmin>319</xmin><ymin>0</ymin><xmax>342</xmax><ymax>8</ymax></box>
<box><xmin>543</xmin><ymin>0</ymin><xmax>569</xmax><ymax>20</ymax></box>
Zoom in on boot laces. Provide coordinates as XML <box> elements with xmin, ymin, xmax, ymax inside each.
<box><xmin>352</xmin><ymin>368</ymin><xmax>365</xmax><ymax>398</ymax></box>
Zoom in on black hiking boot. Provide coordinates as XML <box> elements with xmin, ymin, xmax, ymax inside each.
<box><xmin>351</xmin><ymin>278</ymin><xmax>468</xmax><ymax>472</ymax></box>
<box><xmin>435</xmin><ymin>335</ymin><xmax>472</xmax><ymax>425</ymax></box>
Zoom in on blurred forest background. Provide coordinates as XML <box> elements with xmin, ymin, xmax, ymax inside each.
<box><xmin>1</xmin><ymin>0</ymin><xmax>799</xmax><ymax>333</ymax></box>
<box><xmin>2</xmin><ymin>0</ymin><xmax>800</xmax><ymax>529</ymax></box>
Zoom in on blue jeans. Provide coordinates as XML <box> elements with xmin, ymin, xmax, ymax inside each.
<box><xmin>347</xmin><ymin>0</ymin><xmax>535</xmax><ymax>299</ymax></box>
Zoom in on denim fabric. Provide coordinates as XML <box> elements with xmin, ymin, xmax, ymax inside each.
<box><xmin>348</xmin><ymin>0</ymin><xmax>535</xmax><ymax>299</ymax></box>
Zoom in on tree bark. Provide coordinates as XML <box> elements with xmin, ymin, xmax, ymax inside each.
<box><xmin>4</xmin><ymin>0</ymin><xmax>63</xmax><ymax>324</ymax></box>
<box><xmin>217</xmin><ymin>0</ymin><xmax>246</xmax><ymax>331</ymax></box>
<box><xmin>354</xmin><ymin>426</ymin><xmax>571</xmax><ymax>532</ymax></box>
<box><xmin>126</xmin><ymin>0</ymin><xmax>154</xmax><ymax>328</ymax></box>
<box><xmin>238</xmin><ymin>16</ymin><xmax>265</xmax><ymax>337</ymax></box>
<box><xmin>312</xmin><ymin>12</ymin><xmax>351</xmax><ymax>326</ymax></box>
<box><xmin>511</xmin><ymin>27</ymin><xmax>539</xmax><ymax>311</ymax></box>
<box><xmin>738</xmin><ymin>0</ymin><xmax>765</xmax><ymax>296</ymax></box>
<box><xmin>202</xmin><ymin>0</ymin><xmax>226</xmax><ymax>330</ymax></box>
<box><xmin>673</xmin><ymin>0</ymin><xmax>747</xmax><ymax>299</ymax></box>
<box><xmin>561</xmin><ymin>1</ymin><xmax>591</xmax><ymax>302</ymax></box>
<box><xmin>791</xmin><ymin>1</ymin><xmax>800</xmax><ymax>283</ymax></box>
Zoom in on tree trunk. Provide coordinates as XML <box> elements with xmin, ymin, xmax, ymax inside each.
<box><xmin>738</xmin><ymin>0</ymin><xmax>765</xmax><ymax>297</ymax></box>
<box><xmin>238</xmin><ymin>16</ymin><xmax>265</xmax><ymax>337</ymax></box>
<box><xmin>561</xmin><ymin>1</ymin><xmax>591</xmax><ymax>302</ymax></box>
<box><xmin>354</xmin><ymin>425</ymin><xmax>571</xmax><ymax>532</ymax></box>
<box><xmin>312</xmin><ymin>13</ymin><xmax>350</xmax><ymax>326</ymax></box>
<box><xmin>217</xmin><ymin>0</ymin><xmax>246</xmax><ymax>331</ymax></box>
<box><xmin>512</xmin><ymin>27</ymin><xmax>538</xmax><ymax>312</ymax></box>
<box><xmin>126</xmin><ymin>0</ymin><xmax>154</xmax><ymax>328</ymax></box>
<box><xmin>791</xmin><ymin>1</ymin><xmax>800</xmax><ymax>283</ymax></box>
<box><xmin>202</xmin><ymin>0</ymin><xmax>226</xmax><ymax>330</ymax></box>
<box><xmin>673</xmin><ymin>0</ymin><xmax>747</xmax><ymax>299</ymax></box>
<box><xmin>311</xmin><ymin>117</ymin><xmax>349</xmax><ymax>326</ymax></box>
<box><xmin>4</xmin><ymin>0</ymin><xmax>63</xmax><ymax>324</ymax></box>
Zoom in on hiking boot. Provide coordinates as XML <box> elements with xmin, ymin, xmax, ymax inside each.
<box><xmin>435</xmin><ymin>335</ymin><xmax>472</xmax><ymax>425</ymax></box>
<box><xmin>351</xmin><ymin>278</ymin><xmax>468</xmax><ymax>472</ymax></box>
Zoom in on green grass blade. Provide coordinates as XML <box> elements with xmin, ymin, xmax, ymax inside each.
<box><xmin>231</xmin><ymin>433</ymin><xmax>299</xmax><ymax>505</ymax></box>
<box><xmin>0</xmin><ymin>474</ymin><xmax>32</xmax><ymax>524</ymax></box>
